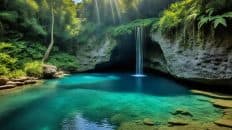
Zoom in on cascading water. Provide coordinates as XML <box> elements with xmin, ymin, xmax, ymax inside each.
<box><xmin>94</xmin><ymin>0</ymin><xmax>101</xmax><ymax>24</ymax></box>
<box><xmin>134</xmin><ymin>26</ymin><xmax>145</xmax><ymax>77</ymax></box>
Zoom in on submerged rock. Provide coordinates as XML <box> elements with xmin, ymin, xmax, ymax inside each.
<box><xmin>168</xmin><ymin>118</ymin><xmax>189</xmax><ymax>126</ymax></box>
<box><xmin>143</xmin><ymin>118</ymin><xmax>155</xmax><ymax>126</ymax></box>
<box><xmin>214</xmin><ymin>119</ymin><xmax>232</xmax><ymax>128</ymax></box>
<box><xmin>118</xmin><ymin>122</ymin><xmax>157</xmax><ymax>130</ymax></box>
<box><xmin>110</xmin><ymin>114</ymin><xmax>130</xmax><ymax>125</ymax></box>
<box><xmin>171</xmin><ymin>109</ymin><xmax>193</xmax><ymax>117</ymax></box>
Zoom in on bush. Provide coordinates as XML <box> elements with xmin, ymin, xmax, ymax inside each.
<box><xmin>24</xmin><ymin>61</ymin><xmax>43</xmax><ymax>77</ymax></box>
<box><xmin>48</xmin><ymin>53</ymin><xmax>78</xmax><ymax>71</ymax></box>
<box><xmin>0</xmin><ymin>65</ymin><xmax>9</xmax><ymax>76</ymax></box>
<box><xmin>108</xmin><ymin>18</ymin><xmax>158</xmax><ymax>37</ymax></box>
<box><xmin>6</xmin><ymin>70</ymin><xmax>26</xmax><ymax>79</ymax></box>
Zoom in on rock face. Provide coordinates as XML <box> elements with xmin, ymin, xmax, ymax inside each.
<box><xmin>42</xmin><ymin>64</ymin><xmax>57</xmax><ymax>79</ymax></box>
<box><xmin>145</xmin><ymin>31</ymin><xmax>232</xmax><ymax>86</ymax></box>
<box><xmin>76</xmin><ymin>36</ymin><xmax>117</xmax><ymax>72</ymax></box>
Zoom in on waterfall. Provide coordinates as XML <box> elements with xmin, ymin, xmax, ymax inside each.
<box><xmin>134</xmin><ymin>27</ymin><xmax>145</xmax><ymax>77</ymax></box>
<box><xmin>94</xmin><ymin>0</ymin><xmax>101</xmax><ymax>24</ymax></box>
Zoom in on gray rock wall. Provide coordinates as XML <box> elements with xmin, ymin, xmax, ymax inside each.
<box><xmin>76</xmin><ymin>36</ymin><xmax>117</xmax><ymax>72</ymax></box>
<box><xmin>146</xmin><ymin>31</ymin><xmax>232</xmax><ymax>85</ymax></box>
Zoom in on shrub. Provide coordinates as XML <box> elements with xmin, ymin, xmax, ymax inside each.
<box><xmin>24</xmin><ymin>61</ymin><xmax>43</xmax><ymax>77</ymax></box>
<box><xmin>6</xmin><ymin>70</ymin><xmax>26</xmax><ymax>79</ymax></box>
<box><xmin>108</xmin><ymin>18</ymin><xmax>158</xmax><ymax>37</ymax></box>
<box><xmin>48</xmin><ymin>53</ymin><xmax>78</xmax><ymax>71</ymax></box>
<box><xmin>0</xmin><ymin>65</ymin><xmax>9</xmax><ymax>76</ymax></box>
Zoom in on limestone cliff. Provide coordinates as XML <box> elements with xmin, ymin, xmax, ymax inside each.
<box><xmin>76</xmin><ymin>36</ymin><xmax>117</xmax><ymax>72</ymax></box>
<box><xmin>145</xmin><ymin>31</ymin><xmax>232</xmax><ymax>85</ymax></box>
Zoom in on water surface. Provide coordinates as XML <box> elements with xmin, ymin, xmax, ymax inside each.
<box><xmin>0</xmin><ymin>73</ymin><xmax>222</xmax><ymax>130</ymax></box>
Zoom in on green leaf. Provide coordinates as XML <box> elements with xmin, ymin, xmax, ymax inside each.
<box><xmin>213</xmin><ymin>17</ymin><xmax>227</xmax><ymax>28</ymax></box>
<box><xmin>222</xmin><ymin>12</ymin><xmax>232</xmax><ymax>18</ymax></box>
<box><xmin>198</xmin><ymin>16</ymin><xmax>210</xmax><ymax>29</ymax></box>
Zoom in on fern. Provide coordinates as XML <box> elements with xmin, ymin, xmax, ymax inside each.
<box><xmin>198</xmin><ymin>11</ymin><xmax>232</xmax><ymax>29</ymax></box>
<box><xmin>0</xmin><ymin>11</ymin><xmax>18</xmax><ymax>22</ymax></box>
<box><xmin>222</xmin><ymin>12</ymin><xmax>232</xmax><ymax>18</ymax></box>
<box><xmin>198</xmin><ymin>16</ymin><xmax>210</xmax><ymax>29</ymax></box>
<box><xmin>213</xmin><ymin>17</ymin><xmax>227</xmax><ymax>28</ymax></box>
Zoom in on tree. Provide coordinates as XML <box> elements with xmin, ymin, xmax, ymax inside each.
<box><xmin>42</xmin><ymin>0</ymin><xmax>55</xmax><ymax>62</ymax></box>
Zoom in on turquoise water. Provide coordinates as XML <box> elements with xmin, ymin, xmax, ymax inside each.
<box><xmin>0</xmin><ymin>73</ymin><xmax>222</xmax><ymax>130</ymax></box>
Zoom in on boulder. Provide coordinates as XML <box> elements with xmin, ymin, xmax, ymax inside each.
<box><xmin>54</xmin><ymin>71</ymin><xmax>65</xmax><ymax>78</ymax></box>
<box><xmin>42</xmin><ymin>64</ymin><xmax>57</xmax><ymax>79</ymax></box>
<box><xmin>0</xmin><ymin>78</ymin><xmax>9</xmax><ymax>85</ymax></box>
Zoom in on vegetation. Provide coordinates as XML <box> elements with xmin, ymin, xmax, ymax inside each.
<box><xmin>155</xmin><ymin>0</ymin><xmax>232</xmax><ymax>33</ymax></box>
<box><xmin>108</xmin><ymin>18</ymin><xmax>157</xmax><ymax>37</ymax></box>
<box><xmin>24</xmin><ymin>61</ymin><xmax>43</xmax><ymax>78</ymax></box>
<box><xmin>48</xmin><ymin>53</ymin><xmax>78</xmax><ymax>72</ymax></box>
<box><xmin>0</xmin><ymin>0</ymin><xmax>79</xmax><ymax>78</ymax></box>
<box><xmin>0</xmin><ymin>0</ymin><xmax>231</xmax><ymax>79</ymax></box>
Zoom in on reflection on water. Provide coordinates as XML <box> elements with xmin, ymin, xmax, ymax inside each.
<box><xmin>0</xmin><ymin>73</ymin><xmax>222</xmax><ymax>130</ymax></box>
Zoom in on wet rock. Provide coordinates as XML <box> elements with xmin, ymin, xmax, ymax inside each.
<box><xmin>7</xmin><ymin>81</ymin><xmax>24</xmax><ymax>86</ymax></box>
<box><xmin>0</xmin><ymin>78</ymin><xmax>9</xmax><ymax>85</ymax></box>
<box><xmin>223</xmin><ymin>109</ymin><xmax>232</xmax><ymax>120</ymax></box>
<box><xmin>143</xmin><ymin>118</ymin><xmax>155</xmax><ymax>126</ymax></box>
<box><xmin>12</xmin><ymin>77</ymin><xmax>29</xmax><ymax>82</ymax></box>
<box><xmin>191</xmin><ymin>90</ymin><xmax>232</xmax><ymax>100</ymax></box>
<box><xmin>24</xmin><ymin>80</ymin><xmax>37</xmax><ymax>85</ymax></box>
<box><xmin>43</xmin><ymin>64</ymin><xmax>57</xmax><ymax>79</ymax></box>
<box><xmin>0</xmin><ymin>84</ymin><xmax>16</xmax><ymax>90</ymax></box>
<box><xmin>214</xmin><ymin>119</ymin><xmax>232</xmax><ymax>128</ymax></box>
<box><xmin>54</xmin><ymin>71</ymin><xmax>65</xmax><ymax>78</ymax></box>
<box><xmin>168</xmin><ymin>118</ymin><xmax>189</xmax><ymax>126</ymax></box>
<box><xmin>213</xmin><ymin>99</ymin><xmax>232</xmax><ymax>108</ymax></box>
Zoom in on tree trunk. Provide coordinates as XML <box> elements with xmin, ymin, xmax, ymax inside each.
<box><xmin>42</xmin><ymin>5</ymin><xmax>54</xmax><ymax>62</ymax></box>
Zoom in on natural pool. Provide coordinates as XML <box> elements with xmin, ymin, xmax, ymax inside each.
<box><xmin>0</xmin><ymin>73</ymin><xmax>223</xmax><ymax>130</ymax></box>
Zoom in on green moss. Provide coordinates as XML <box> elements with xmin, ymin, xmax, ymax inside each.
<box><xmin>108</xmin><ymin>18</ymin><xmax>158</xmax><ymax>37</ymax></box>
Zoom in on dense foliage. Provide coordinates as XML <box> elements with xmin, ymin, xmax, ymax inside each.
<box><xmin>155</xmin><ymin>0</ymin><xmax>232</xmax><ymax>33</ymax></box>
<box><xmin>0</xmin><ymin>0</ymin><xmax>79</xmax><ymax>78</ymax></box>
<box><xmin>1</xmin><ymin>0</ymin><xmax>231</xmax><ymax>78</ymax></box>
